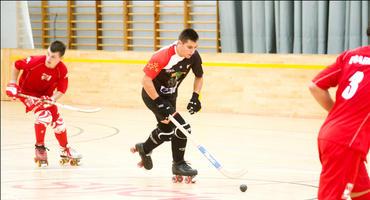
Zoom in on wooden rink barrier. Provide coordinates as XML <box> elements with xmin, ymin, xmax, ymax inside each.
<box><xmin>1</xmin><ymin>48</ymin><xmax>337</xmax><ymax>118</ymax></box>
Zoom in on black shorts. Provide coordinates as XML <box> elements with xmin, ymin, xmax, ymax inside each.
<box><xmin>142</xmin><ymin>88</ymin><xmax>176</xmax><ymax>122</ymax></box>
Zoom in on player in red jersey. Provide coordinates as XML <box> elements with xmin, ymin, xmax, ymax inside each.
<box><xmin>6</xmin><ymin>41</ymin><xmax>82</xmax><ymax>167</ymax></box>
<box><xmin>309</xmin><ymin>28</ymin><xmax>370</xmax><ymax>199</ymax></box>
<box><xmin>131</xmin><ymin>28</ymin><xmax>203</xmax><ymax>183</ymax></box>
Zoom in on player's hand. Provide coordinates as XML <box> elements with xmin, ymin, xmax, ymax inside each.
<box><xmin>6</xmin><ymin>83</ymin><xmax>21</xmax><ymax>99</ymax></box>
<box><xmin>154</xmin><ymin>97</ymin><xmax>174</xmax><ymax>120</ymax></box>
<box><xmin>38</xmin><ymin>95</ymin><xmax>55</xmax><ymax>108</ymax></box>
<box><xmin>187</xmin><ymin>92</ymin><xmax>201</xmax><ymax>114</ymax></box>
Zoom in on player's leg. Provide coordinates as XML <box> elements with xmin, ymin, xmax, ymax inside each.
<box><xmin>170</xmin><ymin>113</ymin><xmax>190</xmax><ymax>163</ymax></box>
<box><xmin>47</xmin><ymin>106</ymin><xmax>82</xmax><ymax>165</ymax></box>
<box><xmin>318</xmin><ymin>139</ymin><xmax>367</xmax><ymax>200</ymax></box>
<box><xmin>34</xmin><ymin>109</ymin><xmax>52</xmax><ymax>146</ymax></box>
<box><xmin>49</xmin><ymin>106</ymin><xmax>68</xmax><ymax>148</ymax></box>
<box><xmin>170</xmin><ymin>113</ymin><xmax>197</xmax><ymax>183</ymax></box>
<box><xmin>351</xmin><ymin>158</ymin><xmax>370</xmax><ymax>200</ymax></box>
<box><xmin>132</xmin><ymin>90</ymin><xmax>176</xmax><ymax>169</ymax></box>
<box><xmin>33</xmin><ymin>108</ymin><xmax>52</xmax><ymax>166</ymax></box>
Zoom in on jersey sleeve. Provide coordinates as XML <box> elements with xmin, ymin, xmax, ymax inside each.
<box><xmin>312</xmin><ymin>51</ymin><xmax>346</xmax><ymax>90</ymax></box>
<box><xmin>56</xmin><ymin>64</ymin><xmax>68</xmax><ymax>94</ymax></box>
<box><xmin>14</xmin><ymin>56</ymin><xmax>39</xmax><ymax>70</ymax></box>
<box><xmin>191</xmin><ymin>51</ymin><xmax>203</xmax><ymax>77</ymax></box>
<box><xmin>143</xmin><ymin>51</ymin><xmax>167</xmax><ymax>79</ymax></box>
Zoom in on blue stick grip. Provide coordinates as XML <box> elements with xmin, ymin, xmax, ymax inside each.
<box><xmin>198</xmin><ymin>145</ymin><xmax>222</xmax><ymax>169</ymax></box>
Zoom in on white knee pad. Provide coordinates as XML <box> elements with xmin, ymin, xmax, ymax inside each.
<box><xmin>53</xmin><ymin>116</ymin><xmax>66</xmax><ymax>133</ymax></box>
<box><xmin>35</xmin><ymin>110</ymin><xmax>52</xmax><ymax>127</ymax></box>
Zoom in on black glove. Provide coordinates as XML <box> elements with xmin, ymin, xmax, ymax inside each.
<box><xmin>154</xmin><ymin>97</ymin><xmax>174</xmax><ymax>120</ymax></box>
<box><xmin>187</xmin><ymin>92</ymin><xmax>201</xmax><ymax>114</ymax></box>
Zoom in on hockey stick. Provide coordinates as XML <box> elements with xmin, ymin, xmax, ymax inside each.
<box><xmin>18</xmin><ymin>93</ymin><xmax>102</xmax><ymax>113</ymax></box>
<box><xmin>168</xmin><ymin>114</ymin><xmax>248</xmax><ymax>179</ymax></box>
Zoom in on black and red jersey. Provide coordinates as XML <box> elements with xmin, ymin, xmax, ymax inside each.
<box><xmin>143</xmin><ymin>41</ymin><xmax>203</xmax><ymax>99</ymax></box>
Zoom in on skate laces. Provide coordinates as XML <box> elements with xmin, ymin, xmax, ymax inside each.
<box><xmin>35</xmin><ymin>145</ymin><xmax>49</xmax><ymax>151</ymax></box>
<box><xmin>175</xmin><ymin>160</ymin><xmax>192</xmax><ymax>168</ymax></box>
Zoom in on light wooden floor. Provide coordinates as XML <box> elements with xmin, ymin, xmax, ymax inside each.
<box><xmin>2</xmin><ymin>100</ymin><xmax>325</xmax><ymax>200</ymax></box>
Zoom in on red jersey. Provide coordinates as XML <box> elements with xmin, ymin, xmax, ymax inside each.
<box><xmin>312</xmin><ymin>46</ymin><xmax>370</xmax><ymax>154</ymax></box>
<box><xmin>15</xmin><ymin>55</ymin><xmax>68</xmax><ymax>97</ymax></box>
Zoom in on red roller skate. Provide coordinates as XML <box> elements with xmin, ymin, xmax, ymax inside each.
<box><xmin>34</xmin><ymin>144</ymin><xmax>49</xmax><ymax>167</ymax></box>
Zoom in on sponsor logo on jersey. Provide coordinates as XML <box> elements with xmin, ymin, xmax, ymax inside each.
<box><xmin>160</xmin><ymin>85</ymin><xmax>177</xmax><ymax>94</ymax></box>
<box><xmin>349</xmin><ymin>55</ymin><xmax>370</xmax><ymax>65</ymax></box>
<box><xmin>41</xmin><ymin>73</ymin><xmax>52</xmax><ymax>81</ymax></box>
<box><xmin>26</xmin><ymin>57</ymin><xmax>31</xmax><ymax>64</ymax></box>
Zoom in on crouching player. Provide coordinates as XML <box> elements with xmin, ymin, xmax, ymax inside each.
<box><xmin>6</xmin><ymin>41</ymin><xmax>82</xmax><ymax>167</ymax></box>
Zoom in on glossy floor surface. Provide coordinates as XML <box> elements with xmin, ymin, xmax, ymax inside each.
<box><xmin>2</xmin><ymin>101</ymin><xmax>333</xmax><ymax>200</ymax></box>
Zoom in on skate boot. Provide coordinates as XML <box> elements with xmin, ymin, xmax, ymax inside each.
<box><xmin>172</xmin><ymin>160</ymin><xmax>198</xmax><ymax>184</ymax></box>
<box><xmin>130</xmin><ymin>143</ymin><xmax>153</xmax><ymax>170</ymax></box>
<box><xmin>34</xmin><ymin>144</ymin><xmax>49</xmax><ymax>167</ymax></box>
<box><xmin>59</xmin><ymin>145</ymin><xmax>82</xmax><ymax>166</ymax></box>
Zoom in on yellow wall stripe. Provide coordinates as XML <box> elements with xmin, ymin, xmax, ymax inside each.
<box><xmin>10</xmin><ymin>56</ymin><xmax>325</xmax><ymax>69</ymax></box>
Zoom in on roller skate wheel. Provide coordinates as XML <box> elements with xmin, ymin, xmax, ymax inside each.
<box><xmin>172</xmin><ymin>175</ymin><xmax>184</xmax><ymax>183</ymax></box>
<box><xmin>137</xmin><ymin>161</ymin><xmax>144</xmax><ymax>168</ymax></box>
<box><xmin>185</xmin><ymin>176</ymin><xmax>196</xmax><ymax>184</ymax></box>
<box><xmin>130</xmin><ymin>147</ymin><xmax>137</xmax><ymax>153</ymax></box>
<box><xmin>59</xmin><ymin>158</ymin><xmax>68</xmax><ymax>165</ymax></box>
<box><xmin>69</xmin><ymin>159</ymin><xmax>77</xmax><ymax>166</ymax></box>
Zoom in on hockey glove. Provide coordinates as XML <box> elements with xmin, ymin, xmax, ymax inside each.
<box><xmin>6</xmin><ymin>83</ymin><xmax>21</xmax><ymax>99</ymax></box>
<box><xmin>154</xmin><ymin>97</ymin><xmax>174</xmax><ymax>120</ymax></box>
<box><xmin>187</xmin><ymin>92</ymin><xmax>201</xmax><ymax>114</ymax></box>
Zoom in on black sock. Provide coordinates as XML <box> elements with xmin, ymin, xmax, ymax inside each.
<box><xmin>171</xmin><ymin>136</ymin><xmax>187</xmax><ymax>162</ymax></box>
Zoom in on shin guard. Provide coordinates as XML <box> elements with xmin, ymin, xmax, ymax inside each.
<box><xmin>34</xmin><ymin>110</ymin><xmax>52</xmax><ymax>145</ymax></box>
<box><xmin>53</xmin><ymin>116</ymin><xmax>68</xmax><ymax>147</ymax></box>
<box><xmin>171</xmin><ymin>113</ymin><xmax>191</xmax><ymax>162</ymax></box>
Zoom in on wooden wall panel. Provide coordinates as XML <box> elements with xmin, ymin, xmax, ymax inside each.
<box><xmin>1</xmin><ymin>48</ymin><xmax>337</xmax><ymax>118</ymax></box>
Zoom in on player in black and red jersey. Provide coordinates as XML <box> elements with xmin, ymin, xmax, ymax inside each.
<box><xmin>131</xmin><ymin>28</ymin><xmax>203</xmax><ymax>183</ymax></box>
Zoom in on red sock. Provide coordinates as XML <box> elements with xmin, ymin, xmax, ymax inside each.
<box><xmin>55</xmin><ymin>130</ymin><xmax>68</xmax><ymax>148</ymax></box>
<box><xmin>34</xmin><ymin>123</ymin><xmax>46</xmax><ymax>145</ymax></box>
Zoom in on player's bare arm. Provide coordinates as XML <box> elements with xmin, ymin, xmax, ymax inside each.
<box><xmin>308</xmin><ymin>82</ymin><xmax>334</xmax><ymax>112</ymax></box>
<box><xmin>193</xmin><ymin>76</ymin><xmax>203</xmax><ymax>94</ymax></box>
<box><xmin>10</xmin><ymin>65</ymin><xmax>20</xmax><ymax>83</ymax></box>
<box><xmin>142</xmin><ymin>74</ymin><xmax>159</xmax><ymax>100</ymax></box>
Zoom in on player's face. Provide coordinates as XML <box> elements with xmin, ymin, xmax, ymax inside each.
<box><xmin>45</xmin><ymin>48</ymin><xmax>61</xmax><ymax>68</ymax></box>
<box><xmin>178</xmin><ymin>40</ymin><xmax>198</xmax><ymax>59</ymax></box>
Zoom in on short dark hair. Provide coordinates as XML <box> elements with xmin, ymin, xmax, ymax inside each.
<box><xmin>367</xmin><ymin>26</ymin><xmax>370</xmax><ymax>37</ymax></box>
<box><xmin>178</xmin><ymin>28</ymin><xmax>199</xmax><ymax>43</ymax></box>
<box><xmin>49</xmin><ymin>40</ymin><xmax>66</xmax><ymax>57</ymax></box>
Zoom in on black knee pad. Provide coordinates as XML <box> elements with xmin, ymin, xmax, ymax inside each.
<box><xmin>150</xmin><ymin>123</ymin><xmax>174</xmax><ymax>143</ymax></box>
<box><xmin>171</xmin><ymin>113</ymin><xmax>191</xmax><ymax>139</ymax></box>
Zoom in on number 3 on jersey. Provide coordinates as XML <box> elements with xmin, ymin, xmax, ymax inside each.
<box><xmin>341</xmin><ymin>71</ymin><xmax>364</xmax><ymax>100</ymax></box>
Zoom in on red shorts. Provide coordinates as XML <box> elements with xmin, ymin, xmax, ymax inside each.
<box><xmin>318</xmin><ymin>139</ymin><xmax>370</xmax><ymax>200</ymax></box>
<box><xmin>20</xmin><ymin>97</ymin><xmax>59</xmax><ymax>122</ymax></box>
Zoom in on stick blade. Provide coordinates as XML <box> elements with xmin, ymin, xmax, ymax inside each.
<box><xmin>61</xmin><ymin>105</ymin><xmax>102</xmax><ymax>113</ymax></box>
<box><xmin>75</xmin><ymin>107</ymin><xmax>102</xmax><ymax>113</ymax></box>
<box><xmin>219</xmin><ymin>168</ymin><xmax>248</xmax><ymax>179</ymax></box>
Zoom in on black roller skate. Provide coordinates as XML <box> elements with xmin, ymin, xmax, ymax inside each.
<box><xmin>172</xmin><ymin>160</ymin><xmax>197</xmax><ymax>184</ymax></box>
<box><xmin>34</xmin><ymin>144</ymin><xmax>49</xmax><ymax>167</ymax></box>
<box><xmin>130</xmin><ymin>143</ymin><xmax>153</xmax><ymax>170</ymax></box>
